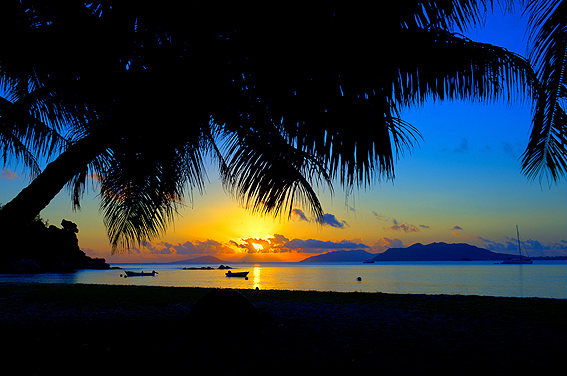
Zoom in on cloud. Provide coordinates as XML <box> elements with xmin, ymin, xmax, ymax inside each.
<box><xmin>230</xmin><ymin>235</ymin><xmax>370</xmax><ymax>254</ymax></box>
<box><xmin>478</xmin><ymin>236</ymin><xmax>567</xmax><ymax>257</ymax></box>
<box><xmin>291</xmin><ymin>208</ymin><xmax>310</xmax><ymax>222</ymax></box>
<box><xmin>1</xmin><ymin>169</ymin><xmax>18</xmax><ymax>180</ymax></box>
<box><xmin>377</xmin><ymin>217</ymin><xmax>420</xmax><ymax>233</ymax></box>
<box><xmin>229</xmin><ymin>234</ymin><xmax>290</xmax><ymax>254</ymax></box>
<box><xmin>173</xmin><ymin>239</ymin><xmax>233</xmax><ymax>255</ymax></box>
<box><xmin>454</xmin><ymin>138</ymin><xmax>469</xmax><ymax>153</ymax></box>
<box><xmin>503</xmin><ymin>142</ymin><xmax>518</xmax><ymax>158</ymax></box>
<box><xmin>372</xmin><ymin>212</ymin><xmax>386</xmax><ymax>220</ymax></box>
<box><xmin>270</xmin><ymin>233</ymin><xmax>290</xmax><ymax>247</ymax></box>
<box><xmin>282</xmin><ymin>238</ymin><xmax>369</xmax><ymax>253</ymax></box>
<box><xmin>318</xmin><ymin>213</ymin><xmax>349</xmax><ymax>229</ymax></box>
<box><xmin>452</xmin><ymin>226</ymin><xmax>463</xmax><ymax>230</ymax></box>
<box><xmin>452</xmin><ymin>232</ymin><xmax>474</xmax><ymax>239</ymax></box>
<box><xmin>292</xmin><ymin>210</ymin><xmax>349</xmax><ymax>229</ymax></box>
<box><xmin>136</xmin><ymin>239</ymin><xmax>234</xmax><ymax>257</ymax></box>
<box><xmin>371</xmin><ymin>237</ymin><xmax>404</xmax><ymax>252</ymax></box>
<box><xmin>388</xmin><ymin>218</ymin><xmax>419</xmax><ymax>233</ymax></box>
<box><xmin>389</xmin><ymin>224</ymin><xmax>419</xmax><ymax>232</ymax></box>
<box><xmin>233</xmin><ymin>237</ymin><xmax>274</xmax><ymax>253</ymax></box>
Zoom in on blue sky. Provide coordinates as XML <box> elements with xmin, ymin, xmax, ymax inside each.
<box><xmin>1</xmin><ymin>7</ymin><xmax>566</xmax><ymax>262</ymax></box>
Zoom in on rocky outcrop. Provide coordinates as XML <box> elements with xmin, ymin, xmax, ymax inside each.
<box><xmin>0</xmin><ymin>219</ymin><xmax>110</xmax><ymax>273</ymax></box>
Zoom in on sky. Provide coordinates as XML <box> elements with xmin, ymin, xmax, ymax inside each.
<box><xmin>1</xmin><ymin>8</ymin><xmax>566</xmax><ymax>263</ymax></box>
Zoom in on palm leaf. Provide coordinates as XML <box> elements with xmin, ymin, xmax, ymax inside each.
<box><xmin>395</xmin><ymin>28</ymin><xmax>536</xmax><ymax>105</ymax></box>
<box><xmin>522</xmin><ymin>0</ymin><xmax>567</xmax><ymax>183</ymax></box>
<box><xmin>99</xmin><ymin>123</ymin><xmax>217</xmax><ymax>251</ymax></box>
<box><xmin>220</xmin><ymin>124</ymin><xmax>331</xmax><ymax>221</ymax></box>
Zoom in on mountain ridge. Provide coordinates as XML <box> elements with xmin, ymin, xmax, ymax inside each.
<box><xmin>372</xmin><ymin>242</ymin><xmax>519</xmax><ymax>261</ymax></box>
<box><xmin>299</xmin><ymin>242</ymin><xmax>525</xmax><ymax>262</ymax></box>
<box><xmin>300</xmin><ymin>249</ymin><xmax>375</xmax><ymax>262</ymax></box>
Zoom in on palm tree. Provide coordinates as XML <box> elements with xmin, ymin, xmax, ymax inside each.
<box><xmin>0</xmin><ymin>1</ymin><xmax>236</xmax><ymax>249</ymax></box>
<box><xmin>522</xmin><ymin>0</ymin><xmax>567</xmax><ymax>183</ymax></box>
<box><xmin>0</xmin><ymin>1</ymin><xmax>537</xmax><ymax>251</ymax></box>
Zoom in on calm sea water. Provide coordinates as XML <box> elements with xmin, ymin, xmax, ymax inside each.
<box><xmin>1</xmin><ymin>261</ymin><xmax>565</xmax><ymax>299</ymax></box>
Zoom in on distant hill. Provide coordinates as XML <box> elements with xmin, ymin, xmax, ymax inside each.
<box><xmin>371</xmin><ymin>242</ymin><xmax>519</xmax><ymax>261</ymax></box>
<box><xmin>300</xmin><ymin>249</ymin><xmax>376</xmax><ymax>262</ymax></box>
<box><xmin>168</xmin><ymin>255</ymin><xmax>229</xmax><ymax>264</ymax></box>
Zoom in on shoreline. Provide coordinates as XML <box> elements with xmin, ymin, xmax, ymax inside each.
<box><xmin>2</xmin><ymin>282</ymin><xmax>566</xmax><ymax>374</ymax></box>
<box><xmin>2</xmin><ymin>260</ymin><xmax>565</xmax><ymax>299</ymax></box>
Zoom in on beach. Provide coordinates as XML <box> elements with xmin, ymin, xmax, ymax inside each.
<box><xmin>1</xmin><ymin>283</ymin><xmax>565</xmax><ymax>375</ymax></box>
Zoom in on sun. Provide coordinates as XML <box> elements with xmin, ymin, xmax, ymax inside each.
<box><xmin>252</xmin><ymin>243</ymin><xmax>264</xmax><ymax>251</ymax></box>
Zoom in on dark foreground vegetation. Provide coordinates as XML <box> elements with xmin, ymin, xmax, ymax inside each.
<box><xmin>1</xmin><ymin>283</ymin><xmax>565</xmax><ymax>375</ymax></box>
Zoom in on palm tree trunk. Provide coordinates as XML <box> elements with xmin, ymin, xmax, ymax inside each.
<box><xmin>0</xmin><ymin>132</ymin><xmax>107</xmax><ymax>231</ymax></box>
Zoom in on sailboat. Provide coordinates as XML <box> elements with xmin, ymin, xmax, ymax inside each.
<box><xmin>501</xmin><ymin>226</ymin><xmax>533</xmax><ymax>264</ymax></box>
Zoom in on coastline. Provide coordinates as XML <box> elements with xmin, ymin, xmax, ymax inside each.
<box><xmin>1</xmin><ymin>282</ymin><xmax>565</xmax><ymax>374</ymax></box>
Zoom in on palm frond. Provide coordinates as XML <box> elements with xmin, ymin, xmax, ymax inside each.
<box><xmin>220</xmin><ymin>125</ymin><xmax>331</xmax><ymax>221</ymax></box>
<box><xmin>395</xmin><ymin>28</ymin><xmax>536</xmax><ymax>106</ymax></box>
<box><xmin>522</xmin><ymin>0</ymin><xmax>567</xmax><ymax>183</ymax></box>
<box><xmin>0</xmin><ymin>97</ymin><xmax>41</xmax><ymax>176</ymax></box>
<box><xmin>413</xmin><ymin>0</ymin><xmax>491</xmax><ymax>30</ymax></box>
<box><xmin>100</xmin><ymin>125</ymin><xmax>215</xmax><ymax>251</ymax></box>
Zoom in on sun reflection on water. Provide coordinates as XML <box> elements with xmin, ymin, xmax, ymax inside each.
<box><xmin>252</xmin><ymin>266</ymin><xmax>261</xmax><ymax>289</ymax></box>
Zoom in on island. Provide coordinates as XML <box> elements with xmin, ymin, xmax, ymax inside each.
<box><xmin>298</xmin><ymin>242</ymin><xmax>553</xmax><ymax>263</ymax></box>
<box><xmin>183</xmin><ymin>264</ymin><xmax>233</xmax><ymax>270</ymax></box>
<box><xmin>371</xmin><ymin>242</ymin><xmax>521</xmax><ymax>261</ymax></box>
<box><xmin>168</xmin><ymin>255</ymin><xmax>229</xmax><ymax>264</ymax></box>
<box><xmin>300</xmin><ymin>249</ymin><xmax>377</xmax><ymax>262</ymax></box>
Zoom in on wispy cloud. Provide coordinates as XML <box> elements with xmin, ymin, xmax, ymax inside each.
<box><xmin>502</xmin><ymin>142</ymin><xmax>518</xmax><ymax>159</ymax></box>
<box><xmin>454</xmin><ymin>138</ymin><xmax>469</xmax><ymax>153</ymax></box>
<box><xmin>318</xmin><ymin>213</ymin><xmax>349</xmax><ymax>229</ymax></box>
<box><xmin>291</xmin><ymin>208</ymin><xmax>310</xmax><ymax>222</ymax></box>
<box><xmin>387</xmin><ymin>218</ymin><xmax>419</xmax><ymax>233</ymax></box>
<box><xmin>452</xmin><ymin>226</ymin><xmax>463</xmax><ymax>230</ymax></box>
<box><xmin>452</xmin><ymin>232</ymin><xmax>474</xmax><ymax>239</ymax></box>
<box><xmin>477</xmin><ymin>236</ymin><xmax>567</xmax><ymax>257</ymax></box>
<box><xmin>371</xmin><ymin>237</ymin><xmax>404</xmax><ymax>252</ymax></box>
<box><xmin>389</xmin><ymin>223</ymin><xmax>419</xmax><ymax>233</ymax></box>
<box><xmin>292</xmin><ymin>209</ymin><xmax>348</xmax><ymax>229</ymax></box>
<box><xmin>282</xmin><ymin>238</ymin><xmax>368</xmax><ymax>252</ymax></box>
<box><xmin>1</xmin><ymin>169</ymin><xmax>18</xmax><ymax>180</ymax></box>
<box><xmin>375</xmin><ymin>213</ymin><xmax>426</xmax><ymax>233</ymax></box>
<box><xmin>373</xmin><ymin>211</ymin><xmax>387</xmax><ymax>220</ymax></box>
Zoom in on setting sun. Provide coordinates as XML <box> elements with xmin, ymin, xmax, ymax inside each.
<box><xmin>252</xmin><ymin>243</ymin><xmax>263</xmax><ymax>251</ymax></box>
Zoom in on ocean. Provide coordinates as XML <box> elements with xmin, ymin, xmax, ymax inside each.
<box><xmin>1</xmin><ymin>261</ymin><xmax>565</xmax><ymax>299</ymax></box>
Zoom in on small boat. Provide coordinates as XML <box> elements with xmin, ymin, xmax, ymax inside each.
<box><xmin>225</xmin><ymin>271</ymin><xmax>249</xmax><ymax>277</ymax></box>
<box><xmin>501</xmin><ymin>258</ymin><xmax>533</xmax><ymax>264</ymax></box>
<box><xmin>501</xmin><ymin>226</ymin><xmax>533</xmax><ymax>264</ymax></box>
<box><xmin>124</xmin><ymin>270</ymin><xmax>158</xmax><ymax>277</ymax></box>
<box><xmin>363</xmin><ymin>259</ymin><xmax>374</xmax><ymax>263</ymax></box>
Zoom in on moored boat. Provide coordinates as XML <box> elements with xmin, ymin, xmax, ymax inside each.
<box><xmin>124</xmin><ymin>270</ymin><xmax>158</xmax><ymax>277</ymax></box>
<box><xmin>225</xmin><ymin>271</ymin><xmax>249</xmax><ymax>277</ymax></box>
<box><xmin>501</xmin><ymin>259</ymin><xmax>533</xmax><ymax>264</ymax></box>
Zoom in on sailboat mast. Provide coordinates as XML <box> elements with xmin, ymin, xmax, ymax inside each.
<box><xmin>516</xmin><ymin>225</ymin><xmax>522</xmax><ymax>258</ymax></box>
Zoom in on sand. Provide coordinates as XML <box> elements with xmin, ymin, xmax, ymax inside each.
<box><xmin>1</xmin><ymin>283</ymin><xmax>565</xmax><ymax>375</ymax></box>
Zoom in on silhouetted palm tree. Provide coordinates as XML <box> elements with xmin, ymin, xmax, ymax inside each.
<box><xmin>0</xmin><ymin>1</ymin><xmax>536</xmax><ymax>250</ymax></box>
<box><xmin>522</xmin><ymin>0</ymin><xmax>567</xmax><ymax>183</ymax></box>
